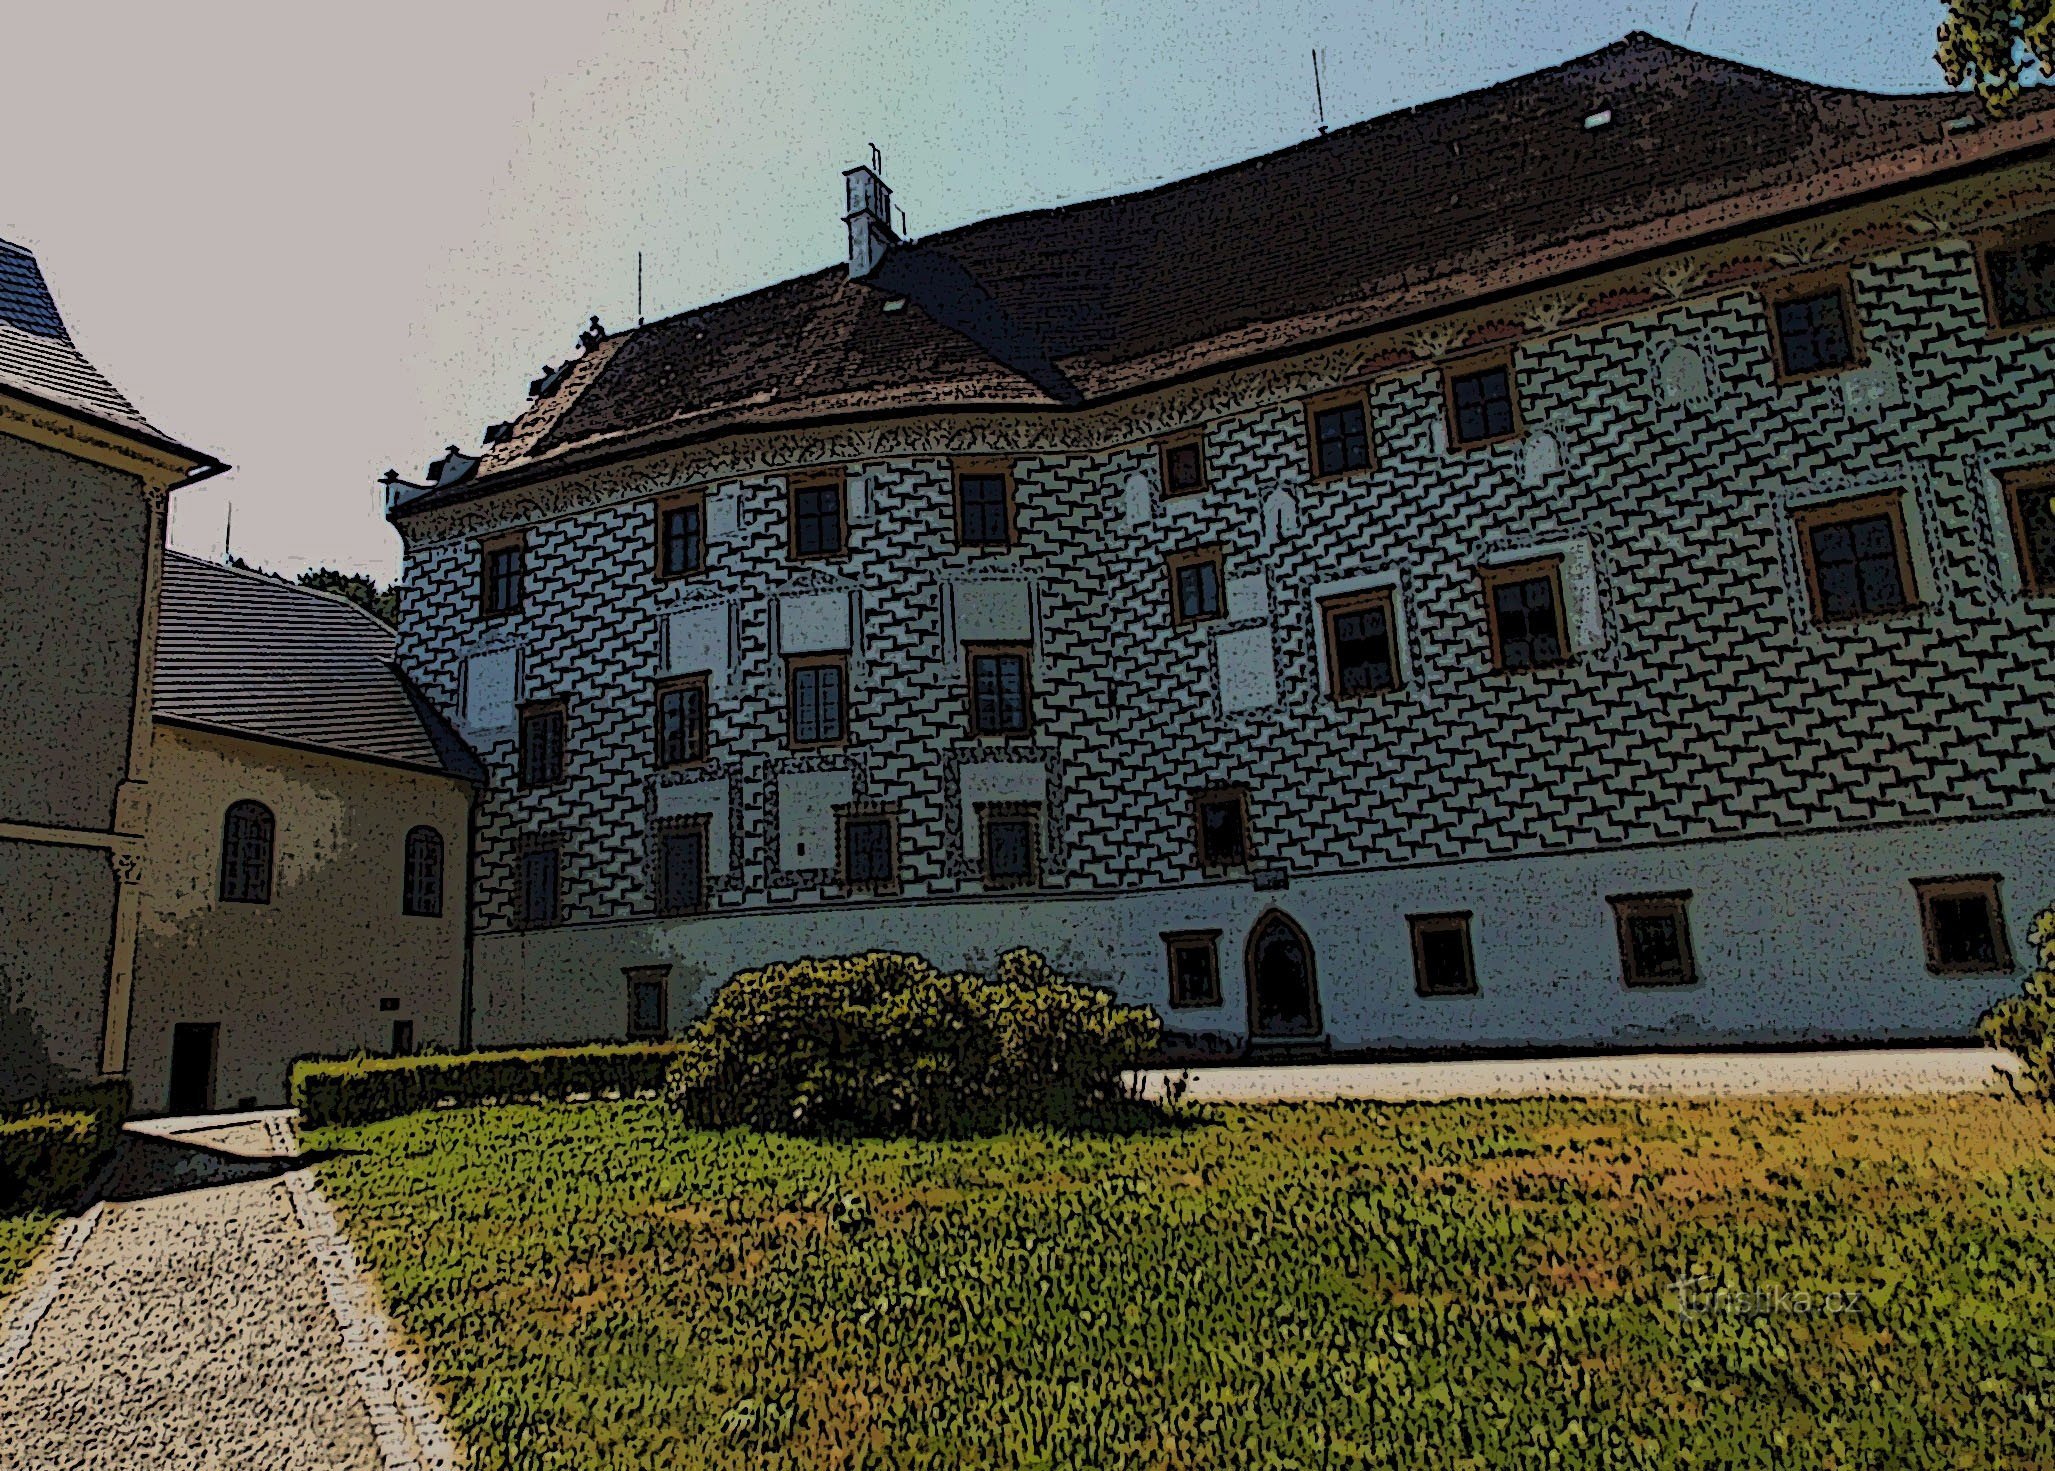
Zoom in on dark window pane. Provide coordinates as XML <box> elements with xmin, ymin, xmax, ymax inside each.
<box><xmin>1451</xmin><ymin>367</ymin><xmax>1515</xmax><ymax>444</ymax></box>
<box><xmin>1931</xmin><ymin>895</ymin><xmax>1998</xmax><ymax>967</ymax></box>
<box><xmin>1627</xmin><ymin>914</ymin><xmax>1685</xmax><ymax>981</ymax></box>
<box><xmin>972</xmin><ymin>654</ymin><xmax>1029</xmax><ymax>734</ymax></box>
<box><xmin>403</xmin><ymin>827</ymin><xmax>443</xmax><ymax>917</ymax></box>
<box><xmin>1991</xmin><ymin>241</ymin><xmax>2055</xmax><ymax>327</ymax></box>
<box><xmin>521</xmin><ymin>848</ymin><xmax>559</xmax><ymax>926</ymax></box>
<box><xmin>1492</xmin><ymin>575</ymin><xmax>1561</xmax><ymax>669</ymax></box>
<box><xmin>1169</xmin><ymin>943</ymin><xmax>1219</xmax><ymax>1007</ymax></box>
<box><xmin>660</xmin><ymin>831</ymin><xmax>704</xmax><ymax>915</ymax></box>
<box><xmin>846</xmin><ymin>818</ymin><xmax>893</xmax><ymax>886</ymax></box>
<box><xmin>485</xmin><ymin>545</ymin><xmax>524</xmax><ymax>614</ymax></box>
<box><xmin>631</xmin><ymin>979</ymin><xmax>665</xmax><ymax>1036</ymax></box>
<box><xmin>987</xmin><ymin>817</ymin><xmax>1034</xmax><ymax>882</ymax></box>
<box><xmin>1166</xmin><ymin>442</ymin><xmax>1205</xmax><ymax>491</ymax></box>
<box><xmin>1775</xmin><ymin>291</ymin><xmax>1853</xmax><ymax>375</ymax></box>
<box><xmin>1176</xmin><ymin>560</ymin><xmax>1221</xmax><ymax>620</ymax></box>
<box><xmin>1418</xmin><ymin>925</ymin><xmax>1472</xmax><ymax>994</ymax></box>
<box><xmin>661</xmin><ymin>504</ymin><xmax>703</xmax><ymax>576</ymax></box>
<box><xmin>792</xmin><ymin>665</ymin><xmax>845</xmax><ymax>745</ymax></box>
<box><xmin>958</xmin><ymin>474</ymin><xmax>1010</xmax><ymax>545</ymax></box>
<box><xmin>1807</xmin><ymin>513</ymin><xmax>1909</xmax><ymax>621</ymax></box>
<box><xmin>657</xmin><ymin>685</ymin><xmax>705</xmax><ymax>766</ymax></box>
<box><xmin>220</xmin><ymin>801</ymin><xmax>275</xmax><ymax>904</ymax></box>
<box><xmin>1331</xmin><ymin>602</ymin><xmax>1394</xmax><ymax>695</ymax></box>
<box><xmin>794</xmin><ymin>482</ymin><xmax>843</xmax><ymax>556</ymax></box>
<box><xmin>1314</xmin><ymin>402</ymin><xmax>1371</xmax><ymax>476</ymax></box>
<box><xmin>1198</xmin><ymin>798</ymin><xmax>1246</xmax><ymax>867</ymax></box>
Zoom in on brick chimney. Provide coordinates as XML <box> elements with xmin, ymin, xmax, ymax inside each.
<box><xmin>843</xmin><ymin>161</ymin><xmax>897</xmax><ymax>279</ymax></box>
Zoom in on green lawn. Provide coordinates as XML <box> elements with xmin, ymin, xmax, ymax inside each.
<box><xmin>311</xmin><ymin>1095</ymin><xmax>2055</xmax><ymax>1471</ymax></box>
<box><xmin>0</xmin><ymin>1213</ymin><xmax>58</xmax><ymax>1303</ymax></box>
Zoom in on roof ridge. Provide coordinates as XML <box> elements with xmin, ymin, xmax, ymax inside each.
<box><xmin>163</xmin><ymin>549</ymin><xmax>397</xmax><ymax>635</ymax></box>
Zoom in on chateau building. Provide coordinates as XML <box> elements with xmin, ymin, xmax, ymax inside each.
<box><xmin>388</xmin><ymin>36</ymin><xmax>2055</xmax><ymax>1054</ymax></box>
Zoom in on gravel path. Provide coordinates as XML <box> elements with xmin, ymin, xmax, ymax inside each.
<box><xmin>1138</xmin><ymin>1045</ymin><xmax>2016</xmax><ymax>1104</ymax></box>
<box><xmin>0</xmin><ymin>1115</ymin><xmax>453</xmax><ymax>1470</ymax></box>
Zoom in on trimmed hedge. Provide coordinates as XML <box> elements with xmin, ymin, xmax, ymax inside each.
<box><xmin>1983</xmin><ymin>904</ymin><xmax>2055</xmax><ymax>1098</ymax></box>
<box><xmin>0</xmin><ymin>1080</ymin><xmax>129</xmax><ymax>1216</ymax></box>
<box><xmin>292</xmin><ymin>1042</ymin><xmax>692</xmax><ymax>1128</ymax></box>
<box><xmin>666</xmin><ymin>948</ymin><xmax>1162</xmax><ymax>1138</ymax></box>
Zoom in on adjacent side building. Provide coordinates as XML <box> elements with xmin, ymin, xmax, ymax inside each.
<box><xmin>126</xmin><ymin>553</ymin><xmax>482</xmax><ymax>1111</ymax></box>
<box><xmin>387</xmin><ymin>37</ymin><xmax>2055</xmax><ymax>1055</ymax></box>
<box><xmin>0</xmin><ymin>235</ymin><xmax>222</xmax><ymax>1101</ymax></box>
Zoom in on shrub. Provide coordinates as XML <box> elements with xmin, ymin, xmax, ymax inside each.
<box><xmin>665</xmin><ymin>948</ymin><xmax>1162</xmax><ymax>1138</ymax></box>
<box><xmin>0</xmin><ymin>1078</ymin><xmax>131</xmax><ymax>1216</ymax></box>
<box><xmin>1982</xmin><ymin>904</ymin><xmax>2055</xmax><ymax>1098</ymax></box>
<box><xmin>293</xmin><ymin>1041</ymin><xmax>690</xmax><ymax>1128</ymax></box>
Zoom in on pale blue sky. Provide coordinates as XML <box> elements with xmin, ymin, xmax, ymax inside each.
<box><xmin>1</xmin><ymin>0</ymin><xmax>1968</xmax><ymax>580</ymax></box>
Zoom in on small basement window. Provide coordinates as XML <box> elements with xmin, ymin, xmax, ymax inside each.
<box><xmin>1914</xmin><ymin>876</ymin><xmax>2012</xmax><ymax>975</ymax></box>
<box><xmin>1163</xmin><ymin>931</ymin><xmax>1223</xmax><ymax>1008</ymax></box>
<box><xmin>1609</xmin><ymin>892</ymin><xmax>1695</xmax><ymax>987</ymax></box>
<box><xmin>1408</xmin><ymin>913</ymin><xmax>1477</xmax><ymax>996</ymax></box>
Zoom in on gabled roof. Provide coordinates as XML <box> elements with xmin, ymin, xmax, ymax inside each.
<box><xmin>398</xmin><ymin>34</ymin><xmax>2055</xmax><ymax>517</ymax></box>
<box><xmin>0</xmin><ymin>236</ymin><xmax>217</xmax><ymax>469</ymax></box>
<box><xmin>154</xmin><ymin>552</ymin><xmax>483</xmax><ymax>782</ymax></box>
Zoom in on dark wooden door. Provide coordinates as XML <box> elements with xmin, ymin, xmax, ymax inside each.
<box><xmin>1247</xmin><ymin>913</ymin><xmax>1322</xmax><ymax>1039</ymax></box>
<box><xmin>167</xmin><ymin>1023</ymin><xmax>218</xmax><ymax>1115</ymax></box>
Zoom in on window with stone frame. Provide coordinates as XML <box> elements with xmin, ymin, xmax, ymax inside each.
<box><xmin>788</xmin><ymin>472</ymin><xmax>847</xmax><ymax>559</ymax></box>
<box><xmin>838</xmin><ymin>808</ymin><xmax>900</xmax><ymax>895</ymax></box>
<box><xmin>2002</xmin><ymin>465</ymin><xmax>2055</xmax><ymax>597</ymax></box>
<box><xmin>655</xmin><ymin>817</ymin><xmax>709</xmax><ymax>917</ymax></box>
<box><xmin>626</xmin><ymin>967</ymin><xmax>670</xmax><ymax>1039</ymax></box>
<box><xmin>786</xmin><ymin>653</ymin><xmax>848</xmax><ymax>748</ymax></box>
<box><xmin>966</xmin><ymin>644</ymin><xmax>1033</xmax><ymax>735</ymax></box>
<box><xmin>953</xmin><ymin>459</ymin><xmax>1017</xmax><ymax>547</ymax></box>
<box><xmin>1409</xmin><ymin>912</ymin><xmax>1477</xmax><ymax>996</ymax></box>
<box><xmin>1442</xmin><ymin>355</ymin><xmax>1522</xmax><ymax>448</ymax></box>
<box><xmin>978</xmin><ymin>803</ymin><xmax>1041</xmax><ymax>890</ymax></box>
<box><xmin>1913</xmin><ymin>876</ymin><xmax>2013</xmax><ymax>975</ymax></box>
<box><xmin>1978</xmin><ymin>216</ymin><xmax>2055</xmax><ymax>331</ymax></box>
<box><xmin>655</xmin><ymin>492</ymin><xmax>706</xmax><ymax>579</ymax></box>
<box><xmin>1609</xmin><ymin>892</ymin><xmax>1696</xmax><ymax>987</ymax></box>
<box><xmin>1792</xmin><ymin>493</ymin><xmax>1919</xmax><ymax>625</ymax></box>
<box><xmin>518</xmin><ymin>699</ymin><xmax>567</xmax><ymax>788</ymax></box>
<box><xmin>1764</xmin><ymin>267</ymin><xmax>1863</xmax><ymax>381</ymax></box>
<box><xmin>1192</xmin><ymin>786</ymin><xmax>1251</xmax><ymax>870</ymax></box>
<box><xmin>654</xmin><ymin>675</ymin><xmax>710</xmax><ymax>768</ymax></box>
<box><xmin>478</xmin><ymin>532</ymin><xmax>526</xmax><ymax>618</ymax></box>
<box><xmin>1165</xmin><ymin>546</ymin><xmax>1225</xmax><ymax>626</ymax></box>
<box><xmin>1159</xmin><ymin>430</ymin><xmax>1208</xmax><ymax>496</ymax></box>
<box><xmin>1480</xmin><ymin>558</ymin><xmax>1569</xmax><ymax>671</ymax></box>
<box><xmin>1163</xmin><ymin>930</ymin><xmax>1223</xmax><ymax>1008</ymax></box>
<box><xmin>1320</xmin><ymin>588</ymin><xmax>1400</xmax><ymax>700</ymax></box>
<box><xmin>1303</xmin><ymin>389</ymin><xmax>1373</xmax><ymax>479</ymax></box>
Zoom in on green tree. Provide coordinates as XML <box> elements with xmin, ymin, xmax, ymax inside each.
<box><xmin>295</xmin><ymin>568</ymin><xmax>401</xmax><ymax>627</ymax></box>
<box><xmin>1939</xmin><ymin>0</ymin><xmax>2055</xmax><ymax>111</ymax></box>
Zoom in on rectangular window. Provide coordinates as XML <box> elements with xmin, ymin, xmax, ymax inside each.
<box><xmin>655</xmin><ymin>493</ymin><xmax>705</xmax><ymax>579</ymax></box>
<box><xmin>1192</xmin><ymin>786</ymin><xmax>1250</xmax><ymax>870</ymax></box>
<box><xmin>788</xmin><ymin>472</ymin><xmax>847</xmax><ymax>559</ymax></box>
<box><xmin>1979</xmin><ymin>219</ymin><xmax>2055</xmax><ymax>330</ymax></box>
<box><xmin>1303</xmin><ymin>389</ymin><xmax>1373</xmax><ymax>479</ymax></box>
<box><xmin>1793</xmin><ymin>494</ymin><xmax>1918</xmax><ymax>624</ymax></box>
<box><xmin>657</xmin><ymin>822</ymin><xmax>707</xmax><ymax>917</ymax></box>
<box><xmin>1914</xmin><ymin>876</ymin><xmax>2013</xmax><ymax>975</ymax></box>
<box><xmin>1159</xmin><ymin>431</ymin><xmax>1208</xmax><ymax>496</ymax></box>
<box><xmin>1480</xmin><ymin>559</ymin><xmax>1569</xmax><ymax>671</ymax></box>
<box><xmin>966</xmin><ymin>644</ymin><xmax>1033</xmax><ymax>735</ymax></box>
<box><xmin>839</xmin><ymin>810</ymin><xmax>899</xmax><ymax>894</ymax></box>
<box><xmin>479</xmin><ymin>533</ymin><xmax>526</xmax><ymax>618</ymax></box>
<box><xmin>1166</xmin><ymin>546</ymin><xmax>1225</xmax><ymax>626</ymax></box>
<box><xmin>953</xmin><ymin>460</ymin><xmax>1017</xmax><ymax>547</ymax></box>
<box><xmin>1443</xmin><ymin>357</ymin><xmax>1522</xmax><ymax>448</ymax></box>
<box><xmin>2002</xmin><ymin>466</ymin><xmax>2055</xmax><ymax>597</ymax></box>
<box><xmin>979</xmin><ymin>806</ymin><xmax>1040</xmax><ymax>890</ymax></box>
<box><xmin>626</xmin><ymin>968</ymin><xmax>669</xmax><ymax>1039</ymax></box>
<box><xmin>1409</xmin><ymin>913</ymin><xmax>1477</xmax><ymax>996</ymax></box>
<box><xmin>654</xmin><ymin>675</ymin><xmax>709</xmax><ymax>768</ymax></box>
<box><xmin>1765</xmin><ymin>268</ymin><xmax>1862</xmax><ymax>380</ymax></box>
<box><xmin>517</xmin><ymin>845</ymin><xmax>560</xmax><ymax>929</ymax></box>
<box><xmin>518</xmin><ymin>700</ymin><xmax>567</xmax><ymax>788</ymax></box>
<box><xmin>1609</xmin><ymin>892</ymin><xmax>1695</xmax><ymax>987</ymax></box>
<box><xmin>1163</xmin><ymin>931</ymin><xmax>1223</xmax><ymax>1008</ymax></box>
<box><xmin>786</xmin><ymin>654</ymin><xmax>848</xmax><ymax>748</ymax></box>
<box><xmin>1320</xmin><ymin>588</ymin><xmax>1399</xmax><ymax>700</ymax></box>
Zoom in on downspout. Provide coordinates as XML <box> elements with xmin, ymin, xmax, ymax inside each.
<box><xmin>460</xmin><ymin>779</ymin><xmax>480</xmax><ymax>1052</ymax></box>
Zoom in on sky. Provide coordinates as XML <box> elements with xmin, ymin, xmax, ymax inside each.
<box><xmin>2</xmin><ymin>0</ymin><xmax>1966</xmax><ymax>583</ymax></box>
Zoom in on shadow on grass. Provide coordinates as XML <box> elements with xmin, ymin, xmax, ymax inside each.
<box><xmin>99</xmin><ymin>1129</ymin><xmax>362</xmax><ymax>1205</ymax></box>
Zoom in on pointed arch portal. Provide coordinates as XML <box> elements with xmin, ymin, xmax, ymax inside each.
<box><xmin>1246</xmin><ymin>909</ymin><xmax>1321</xmax><ymax>1039</ymax></box>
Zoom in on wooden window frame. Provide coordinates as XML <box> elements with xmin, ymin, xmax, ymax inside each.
<box><xmin>1162</xmin><ymin>930</ymin><xmax>1224</xmax><ymax>1009</ymax></box>
<box><xmin>1191</xmin><ymin>785</ymin><xmax>1252</xmax><ymax>872</ymax></box>
<box><xmin>951</xmin><ymin>457</ymin><xmax>1019</xmax><ymax>549</ymax></box>
<box><xmin>1408</xmin><ymin>912</ymin><xmax>1478</xmax><ymax>997</ymax></box>
<box><xmin>1302</xmin><ymin>387</ymin><xmax>1375</xmax><ymax>482</ymax></box>
<box><xmin>1974</xmin><ymin>214</ymin><xmax>2055</xmax><ymax>335</ymax></box>
<box><xmin>1164</xmin><ymin>545</ymin><xmax>1227</xmax><ymax>628</ymax></box>
<box><xmin>513</xmin><ymin>838</ymin><xmax>563</xmax><ymax>931</ymax></box>
<box><xmin>785</xmin><ymin>653</ymin><xmax>850</xmax><ymax>750</ymax></box>
<box><xmin>1479</xmin><ymin>557</ymin><xmax>1571</xmax><ymax>672</ymax></box>
<box><xmin>2000</xmin><ymin>464</ymin><xmax>2055</xmax><ymax>598</ymax></box>
<box><xmin>653</xmin><ymin>814</ymin><xmax>711</xmax><ymax>918</ymax></box>
<box><xmin>653</xmin><ymin>490</ymin><xmax>707</xmax><ymax>580</ymax></box>
<box><xmin>1912</xmin><ymin>875</ymin><xmax>2014</xmax><ymax>976</ymax></box>
<box><xmin>477</xmin><ymin>531</ymin><xmax>526</xmax><ymax>619</ymax></box>
<box><xmin>1319</xmin><ymin>587</ymin><xmax>1402</xmax><ymax>701</ymax></box>
<box><xmin>1791</xmin><ymin>492</ymin><xmax>1921</xmax><ymax>626</ymax></box>
<box><xmin>964</xmin><ymin>642</ymin><xmax>1035</xmax><ymax>738</ymax></box>
<box><xmin>786</xmin><ymin>469</ymin><xmax>849</xmax><ymax>561</ymax></box>
<box><xmin>1441</xmin><ymin>352</ymin><xmax>1524</xmax><ymax>451</ymax></box>
<box><xmin>653</xmin><ymin>674</ymin><xmax>711</xmax><ymax>770</ymax></box>
<box><xmin>836</xmin><ymin>806</ymin><xmax>901</xmax><ymax>896</ymax></box>
<box><xmin>517</xmin><ymin>698</ymin><xmax>569</xmax><ymax>789</ymax></box>
<box><xmin>401</xmin><ymin>825</ymin><xmax>444</xmax><ymax>918</ymax></box>
<box><xmin>1762</xmin><ymin>265</ymin><xmax>1866</xmax><ymax>384</ymax></box>
<box><xmin>624</xmin><ymin>965</ymin><xmax>671</xmax><ymax>1040</ymax></box>
<box><xmin>1158</xmin><ymin>429</ymin><xmax>1209</xmax><ymax>497</ymax></box>
<box><xmin>976</xmin><ymin>802</ymin><xmax>1042</xmax><ymax>891</ymax></box>
<box><xmin>1608</xmin><ymin>891</ymin><xmax>1697</xmax><ymax>989</ymax></box>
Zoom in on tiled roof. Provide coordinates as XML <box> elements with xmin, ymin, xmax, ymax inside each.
<box><xmin>402</xmin><ymin>34</ymin><xmax>2055</xmax><ymax>514</ymax></box>
<box><xmin>0</xmin><ymin>236</ymin><xmax>190</xmax><ymax>450</ymax></box>
<box><xmin>154</xmin><ymin>552</ymin><xmax>484</xmax><ymax>782</ymax></box>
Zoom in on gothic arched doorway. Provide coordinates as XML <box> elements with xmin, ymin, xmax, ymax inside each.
<box><xmin>1246</xmin><ymin>910</ymin><xmax>1321</xmax><ymax>1039</ymax></box>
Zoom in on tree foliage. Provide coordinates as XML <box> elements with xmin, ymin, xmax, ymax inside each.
<box><xmin>295</xmin><ymin>567</ymin><xmax>400</xmax><ymax>626</ymax></box>
<box><xmin>1939</xmin><ymin>0</ymin><xmax>2055</xmax><ymax>111</ymax></box>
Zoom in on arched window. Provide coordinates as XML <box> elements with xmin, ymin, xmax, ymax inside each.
<box><xmin>219</xmin><ymin>801</ymin><xmax>275</xmax><ymax>904</ymax></box>
<box><xmin>403</xmin><ymin>826</ymin><xmax>444</xmax><ymax>918</ymax></box>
